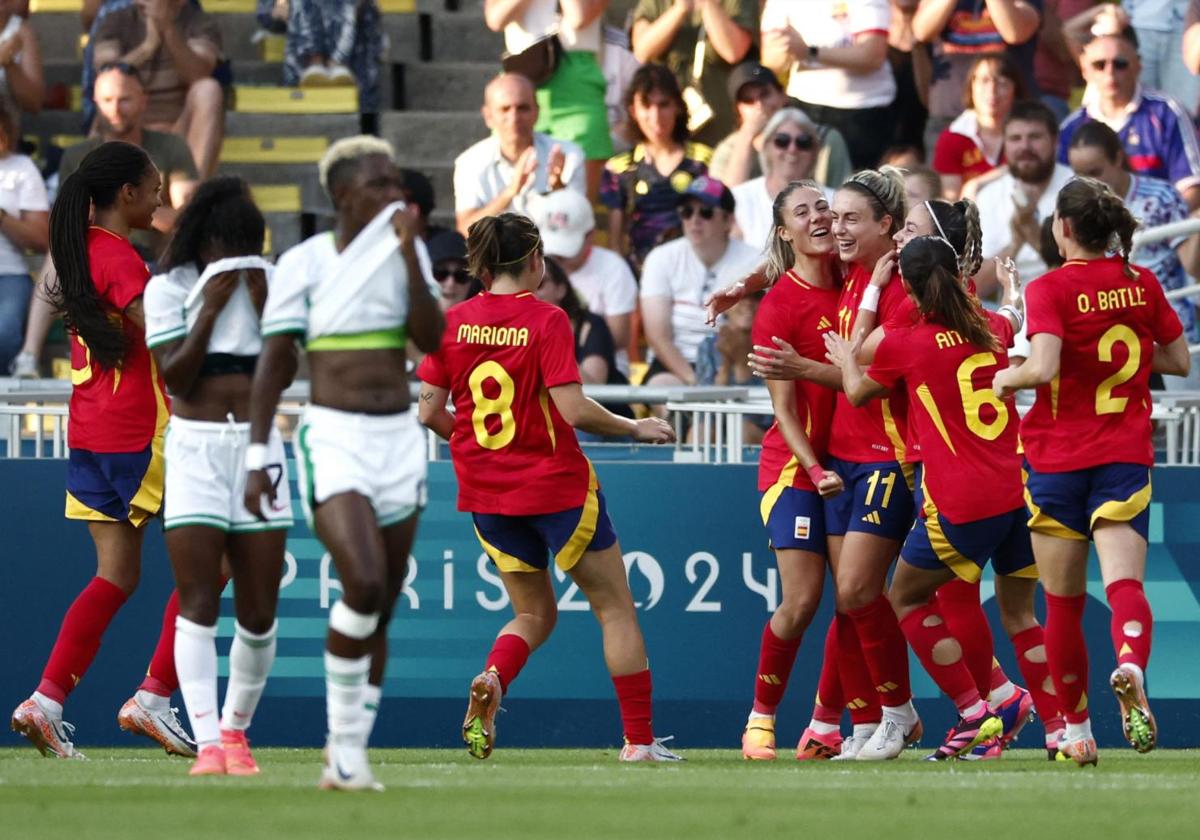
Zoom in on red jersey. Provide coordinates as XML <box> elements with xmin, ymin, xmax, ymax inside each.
<box><xmin>932</xmin><ymin>130</ymin><xmax>1002</xmax><ymax>185</ymax></box>
<box><xmin>68</xmin><ymin>227</ymin><xmax>168</xmax><ymax>453</ymax></box>
<box><xmin>871</xmin><ymin>316</ymin><xmax>1022</xmax><ymax>523</ymax></box>
<box><xmin>1022</xmin><ymin>256</ymin><xmax>1183</xmax><ymax>471</ymax></box>
<box><xmin>752</xmin><ymin>270</ymin><xmax>840</xmax><ymax>492</ymax></box>
<box><xmin>829</xmin><ymin>264</ymin><xmax>914</xmax><ymax>463</ymax></box>
<box><xmin>417</xmin><ymin>291</ymin><xmax>592</xmax><ymax>515</ymax></box>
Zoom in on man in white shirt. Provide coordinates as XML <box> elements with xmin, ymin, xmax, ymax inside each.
<box><xmin>976</xmin><ymin>100</ymin><xmax>1076</xmax><ymax>298</ymax></box>
<box><xmin>640</xmin><ymin>176</ymin><xmax>761</xmax><ymax>387</ymax></box>
<box><xmin>453</xmin><ymin>73</ymin><xmax>586</xmax><ymax>235</ymax></box>
<box><xmin>531</xmin><ymin>188</ymin><xmax>637</xmax><ymax>373</ymax></box>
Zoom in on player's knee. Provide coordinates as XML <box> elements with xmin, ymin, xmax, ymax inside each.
<box><xmin>234</xmin><ymin>603</ymin><xmax>276</xmax><ymax>636</ymax></box>
<box><xmin>328</xmin><ymin>599</ymin><xmax>380</xmax><ymax>641</ymax></box>
<box><xmin>836</xmin><ymin>578</ymin><xmax>877</xmax><ymax>612</ymax></box>
<box><xmin>336</xmin><ymin>570</ymin><xmax>386</xmax><ymax>615</ymax></box>
<box><xmin>776</xmin><ymin>594</ymin><xmax>819</xmax><ymax>632</ymax></box>
<box><xmin>177</xmin><ymin>588</ymin><xmax>220</xmax><ymax>626</ymax></box>
<box><xmin>101</xmin><ymin>566</ymin><xmax>140</xmax><ymax>597</ymax></box>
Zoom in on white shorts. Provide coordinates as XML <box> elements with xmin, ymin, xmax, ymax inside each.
<box><xmin>294</xmin><ymin>404</ymin><xmax>427</xmax><ymax>529</ymax></box>
<box><xmin>163</xmin><ymin>417</ymin><xmax>294</xmax><ymax>532</ymax></box>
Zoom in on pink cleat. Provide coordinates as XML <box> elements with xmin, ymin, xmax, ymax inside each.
<box><xmin>994</xmin><ymin>686</ymin><xmax>1036</xmax><ymax>746</ymax></box>
<box><xmin>189</xmin><ymin>744</ymin><xmax>227</xmax><ymax>776</ymax></box>
<box><xmin>221</xmin><ymin>729</ymin><xmax>260</xmax><ymax>776</ymax></box>
<box><xmin>795</xmin><ymin>727</ymin><xmax>842</xmax><ymax>760</ymax></box>
<box><xmin>741</xmin><ymin>718</ymin><xmax>776</xmax><ymax>761</ymax></box>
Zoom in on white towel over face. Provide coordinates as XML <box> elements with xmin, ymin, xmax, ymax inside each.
<box><xmin>144</xmin><ymin>256</ymin><xmax>275</xmax><ymax>355</ymax></box>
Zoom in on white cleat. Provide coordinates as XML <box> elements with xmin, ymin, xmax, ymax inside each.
<box><xmin>11</xmin><ymin>698</ymin><xmax>86</xmax><ymax>759</ymax></box>
<box><xmin>618</xmin><ymin>736</ymin><xmax>685</xmax><ymax>762</ymax></box>
<box><xmin>117</xmin><ymin>697</ymin><xmax>197</xmax><ymax>757</ymax></box>
<box><xmin>319</xmin><ymin>739</ymin><xmax>384</xmax><ymax>791</ymax></box>
<box><xmin>831</xmin><ymin>726</ymin><xmax>876</xmax><ymax>761</ymax></box>
<box><xmin>855</xmin><ymin>717</ymin><xmax>923</xmax><ymax>761</ymax></box>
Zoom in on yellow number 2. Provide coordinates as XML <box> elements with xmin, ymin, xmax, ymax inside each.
<box><xmin>1095</xmin><ymin>325</ymin><xmax>1140</xmax><ymax>416</ymax></box>
<box><xmin>468</xmin><ymin>360</ymin><xmax>516</xmax><ymax>450</ymax></box>
<box><xmin>957</xmin><ymin>352</ymin><xmax>1009</xmax><ymax>441</ymax></box>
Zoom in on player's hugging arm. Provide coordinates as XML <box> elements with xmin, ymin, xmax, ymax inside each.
<box><xmin>1152</xmin><ymin>334</ymin><xmax>1191</xmax><ymax>377</ymax></box>
<box><xmin>993</xmin><ymin>333</ymin><xmax>1062</xmax><ymax>398</ymax></box>
<box><xmin>417</xmin><ymin>382</ymin><xmax>455</xmax><ymax>440</ymax></box>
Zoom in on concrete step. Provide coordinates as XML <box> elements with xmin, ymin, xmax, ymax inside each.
<box><xmin>21</xmin><ymin>109</ymin><xmax>363</xmax><ymax>145</ymax></box>
<box><xmin>263</xmin><ymin>211</ymin><xmax>303</xmax><ymax>255</ymax></box>
<box><xmin>429</xmin><ymin>13</ymin><xmax>504</xmax><ymax>63</ymax></box>
<box><xmin>381</xmin><ymin>110</ymin><xmax>483</xmax><ymax>163</ymax></box>
<box><xmin>402</xmin><ymin>61</ymin><xmax>496</xmax><ymax>111</ymax></box>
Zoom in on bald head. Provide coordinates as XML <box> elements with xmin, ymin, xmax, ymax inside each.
<box><xmin>482</xmin><ymin>73</ymin><xmax>538</xmax><ymax>152</ymax></box>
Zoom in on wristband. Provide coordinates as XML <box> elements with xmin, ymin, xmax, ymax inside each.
<box><xmin>860</xmin><ymin>284</ymin><xmax>881</xmax><ymax>313</ymax></box>
<box><xmin>807</xmin><ymin>464</ymin><xmax>827</xmax><ymax>486</ymax></box>
<box><xmin>244</xmin><ymin>443</ymin><xmax>268</xmax><ymax>471</ymax></box>
<box><xmin>998</xmin><ymin>304</ymin><xmax>1024</xmax><ymax>333</ymax></box>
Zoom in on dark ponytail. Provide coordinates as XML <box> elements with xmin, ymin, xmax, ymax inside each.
<box><xmin>466</xmin><ymin>212</ymin><xmax>543</xmax><ymax>285</ymax></box>
<box><xmin>924</xmin><ymin>197</ymin><xmax>984</xmax><ymax>280</ymax></box>
<box><xmin>161</xmin><ymin>176</ymin><xmax>265</xmax><ymax>272</ymax></box>
<box><xmin>899</xmin><ymin>236</ymin><xmax>999</xmax><ymax>352</ymax></box>
<box><xmin>1055</xmin><ymin>176</ymin><xmax>1140</xmax><ymax>279</ymax></box>
<box><xmin>48</xmin><ymin>141</ymin><xmax>154</xmax><ymax>370</ymax></box>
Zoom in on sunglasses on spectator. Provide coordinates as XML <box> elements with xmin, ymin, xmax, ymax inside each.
<box><xmin>1090</xmin><ymin>57</ymin><xmax>1131</xmax><ymax>71</ymax></box>
<box><xmin>737</xmin><ymin>85</ymin><xmax>770</xmax><ymax>105</ymax></box>
<box><xmin>437</xmin><ymin>267</ymin><xmax>472</xmax><ymax>285</ymax></box>
<box><xmin>679</xmin><ymin>204</ymin><xmax>716</xmax><ymax>220</ymax></box>
<box><xmin>772</xmin><ymin>132</ymin><xmax>815</xmax><ymax>151</ymax></box>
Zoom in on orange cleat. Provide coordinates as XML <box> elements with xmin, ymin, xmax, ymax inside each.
<box><xmin>742</xmin><ymin>718</ymin><xmax>777</xmax><ymax>761</ymax></box>
<box><xmin>189</xmin><ymin>745</ymin><xmax>227</xmax><ymax>776</ymax></box>
<box><xmin>795</xmin><ymin>726</ymin><xmax>842</xmax><ymax>760</ymax></box>
<box><xmin>11</xmin><ymin>698</ymin><xmax>84</xmax><ymax>759</ymax></box>
<box><xmin>462</xmin><ymin>670</ymin><xmax>502</xmax><ymax>760</ymax></box>
<box><xmin>221</xmin><ymin>729</ymin><xmax>260</xmax><ymax>776</ymax></box>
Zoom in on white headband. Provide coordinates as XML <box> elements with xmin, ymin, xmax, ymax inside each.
<box><xmin>924</xmin><ymin>200</ymin><xmax>959</xmax><ymax>259</ymax></box>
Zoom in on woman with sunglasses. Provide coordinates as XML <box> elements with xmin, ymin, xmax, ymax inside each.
<box><xmin>731</xmin><ymin>108</ymin><xmax>825</xmax><ymax>251</ymax></box>
<box><xmin>426</xmin><ymin>229</ymin><xmax>476</xmax><ymax>311</ymax></box>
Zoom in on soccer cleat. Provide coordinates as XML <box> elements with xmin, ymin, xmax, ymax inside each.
<box><xmin>925</xmin><ymin>711</ymin><xmax>1003</xmax><ymax>761</ymax></box>
<box><xmin>1110</xmin><ymin>666</ymin><xmax>1157</xmax><ymax>754</ymax></box>
<box><xmin>318</xmin><ymin>739</ymin><xmax>384</xmax><ymax>792</ymax></box>
<box><xmin>618</xmin><ymin>736</ymin><xmax>684</xmax><ymax>762</ymax></box>
<box><xmin>189</xmin><ymin>745</ymin><xmax>227</xmax><ymax>776</ymax></box>
<box><xmin>741</xmin><ymin>718</ymin><xmax>776</xmax><ymax>761</ymax></box>
<box><xmin>856</xmin><ymin>717</ymin><xmax>924</xmax><ymax>761</ymax></box>
<box><xmin>462</xmin><ymin>670</ymin><xmax>502</xmax><ymax>760</ymax></box>
<box><xmin>795</xmin><ymin>727</ymin><xmax>842</xmax><ymax>760</ymax></box>
<box><xmin>11</xmin><ymin>698</ymin><xmax>85</xmax><ymax>759</ymax></box>
<box><xmin>961</xmin><ymin>736</ymin><xmax>1003</xmax><ymax>761</ymax></box>
<box><xmin>117</xmin><ymin>696</ymin><xmax>197</xmax><ymax>757</ymax></box>
<box><xmin>1056</xmin><ymin>735</ymin><xmax>1099</xmax><ymax>767</ymax></box>
<box><xmin>221</xmin><ymin>729</ymin><xmax>260</xmax><ymax>776</ymax></box>
<box><xmin>831</xmin><ymin>726</ymin><xmax>876</xmax><ymax>761</ymax></box>
<box><xmin>994</xmin><ymin>685</ymin><xmax>1035</xmax><ymax>746</ymax></box>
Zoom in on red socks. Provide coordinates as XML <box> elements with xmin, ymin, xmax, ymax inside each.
<box><xmin>1105</xmin><ymin>579</ymin><xmax>1152</xmax><ymax>670</ymax></box>
<box><xmin>612</xmin><ymin>668</ymin><xmax>654</xmax><ymax>745</ymax></box>
<box><xmin>139</xmin><ymin>589</ymin><xmax>181</xmax><ymax>697</ymax></box>
<box><xmin>935</xmin><ymin>578</ymin><xmax>996</xmax><ymax>696</ymax></box>
<box><xmin>836</xmin><ymin>613</ymin><xmax>881</xmax><ymax>724</ymax></box>
<box><xmin>39</xmin><ymin>576</ymin><xmax>128</xmax><ymax>702</ymax></box>
<box><xmin>899</xmin><ymin>603</ymin><xmax>982</xmax><ymax>713</ymax></box>
<box><xmin>811</xmin><ymin>617</ymin><xmax>843</xmax><ymax>725</ymax></box>
<box><xmin>1043</xmin><ymin>592</ymin><xmax>1090</xmax><ymax>724</ymax></box>
<box><xmin>752</xmin><ymin>622</ymin><xmax>803</xmax><ymax>715</ymax></box>
<box><xmin>1010</xmin><ymin>624</ymin><xmax>1061</xmax><ymax>730</ymax></box>
<box><xmin>484</xmin><ymin>633</ymin><xmax>531</xmax><ymax>693</ymax></box>
<box><xmin>848</xmin><ymin>595</ymin><xmax>912</xmax><ymax>707</ymax></box>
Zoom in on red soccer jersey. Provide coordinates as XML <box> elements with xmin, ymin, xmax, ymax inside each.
<box><xmin>828</xmin><ymin>264</ymin><xmax>914</xmax><ymax>463</ymax></box>
<box><xmin>68</xmin><ymin>227</ymin><xmax>168</xmax><ymax>453</ymax></box>
<box><xmin>752</xmin><ymin>270</ymin><xmax>840</xmax><ymax>492</ymax></box>
<box><xmin>870</xmin><ymin>315</ymin><xmax>1022</xmax><ymax>523</ymax></box>
<box><xmin>417</xmin><ymin>291</ymin><xmax>593</xmax><ymax>515</ymax></box>
<box><xmin>932</xmin><ymin>130</ymin><xmax>1003</xmax><ymax>185</ymax></box>
<box><xmin>1021</xmin><ymin>256</ymin><xmax>1183</xmax><ymax>471</ymax></box>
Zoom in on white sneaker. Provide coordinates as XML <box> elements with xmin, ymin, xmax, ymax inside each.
<box><xmin>319</xmin><ymin>738</ymin><xmax>384</xmax><ymax>791</ymax></box>
<box><xmin>830</xmin><ymin>726</ymin><xmax>875</xmax><ymax>760</ymax></box>
<box><xmin>9</xmin><ymin>351</ymin><xmax>37</xmax><ymax>378</ymax></box>
<box><xmin>326</xmin><ymin>64</ymin><xmax>356</xmax><ymax>86</ymax></box>
<box><xmin>618</xmin><ymin>736</ymin><xmax>685</xmax><ymax>762</ymax></box>
<box><xmin>117</xmin><ymin>696</ymin><xmax>197</xmax><ymax>757</ymax></box>
<box><xmin>855</xmin><ymin>716</ymin><xmax>923</xmax><ymax>761</ymax></box>
<box><xmin>299</xmin><ymin>65</ymin><xmax>330</xmax><ymax>87</ymax></box>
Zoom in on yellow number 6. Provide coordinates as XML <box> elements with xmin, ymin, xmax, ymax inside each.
<box><xmin>958</xmin><ymin>352</ymin><xmax>1009</xmax><ymax>441</ymax></box>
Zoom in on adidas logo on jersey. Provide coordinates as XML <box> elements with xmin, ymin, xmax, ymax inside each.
<box><xmin>861</xmin><ymin>511</ymin><xmax>882</xmax><ymax>525</ymax></box>
<box><xmin>817</xmin><ymin>316</ymin><xmax>832</xmax><ymax>331</ymax></box>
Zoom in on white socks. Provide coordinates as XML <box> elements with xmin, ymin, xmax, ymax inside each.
<box><xmin>988</xmin><ymin>680</ymin><xmax>1016</xmax><ymax>706</ymax></box>
<box><xmin>32</xmin><ymin>691</ymin><xmax>63</xmax><ymax>720</ymax></box>
<box><xmin>220</xmin><ymin>621</ymin><xmax>277</xmax><ymax>732</ymax></box>
<box><xmin>881</xmin><ymin>701</ymin><xmax>919</xmax><ymax>727</ymax></box>
<box><xmin>175</xmin><ymin>616</ymin><xmax>220</xmax><ymax>748</ymax></box>
<box><xmin>135</xmin><ymin>689</ymin><xmax>169</xmax><ymax>711</ymax></box>
<box><xmin>807</xmin><ymin>719</ymin><xmax>840</xmax><ymax>735</ymax></box>
<box><xmin>1065</xmin><ymin>718</ymin><xmax>1094</xmax><ymax>742</ymax></box>
<box><xmin>961</xmin><ymin>699</ymin><xmax>988</xmax><ymax>719</ymax></box>
<box><xmin>325</xmin><ymin>652</ymin><xmax>371</xmax><ymax>745</ymax></box>
<box><xmin>362</xmin><ymin>683</ymin><xmax>382</xmax><ymax>744</ymax></box>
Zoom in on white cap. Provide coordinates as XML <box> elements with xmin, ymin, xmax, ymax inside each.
<box><xmin>530</xmin><ymin>188</ymin><xmax>594</xmax><ymax>258</ymax></box>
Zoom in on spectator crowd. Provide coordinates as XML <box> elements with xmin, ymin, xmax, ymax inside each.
<box><xmin>4</xmin><ymin>0</ymin><xmax>1200</xmax><ymax>396</ymax></box>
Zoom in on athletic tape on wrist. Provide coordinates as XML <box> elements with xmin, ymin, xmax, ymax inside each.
<box><xmin>244</xmin><ymin>443</ymin><xmax>268</xmax><ymax>471</ymax></box>
<box><xmin>807</xmin><ymin>464</ymin><xmax>827</xmax><ymax>486</ymax></box>
<box><xmin>860</xmin><ymin>284</ymin><xmax>881</xmax><ymax>313</ymax></box>
<box><xmin>329</xmin><ymin>600</ymin><xmax>380</xmax><ymax>640</ymax></box>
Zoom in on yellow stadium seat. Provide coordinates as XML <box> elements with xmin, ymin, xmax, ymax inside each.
<box><xmin>233</xmin><ymin>86</ymin><xmax>358</xmax><ymax>114</ymax></box>
<box><xmin>69</xmin><ymin>85</ymin><xmax>82</xmax><ymax>112</ymax></box>
<box><xmin>32</xmin><ymin>0</ymin><xmax>257</xmax><ymax>10</ymax></box>
<box><xmin>221</xmin><ymin>137</ymin><xmax>329</xmax><ymax>164</ymax></box>
<box><xmin>378</xmin><ymin>0</ymin><xmax>417</xmax><ymax>12</ymax></box>
<box><xmin>263</xmin><ymin>227</ymin><xmax>273</xmax><ymax>255</ymax></box>
<box><xmin>51</xmin><ymin>135</ymin><xmax>85</xmax><ymax>150</ymax></box>
<box><xmin>250</xmin><ymin>185</ymin><xmax>302</xmax><ymax>213</ymax></box>
<box><xmin>199</xmin><ymin>0</ymin><xmax>255</xmax><ymax>11</ymax></box>
<box><xmin>259</xmin><ymin>34</ymin><xmax>286</xmax><ymax>63</ymax></box>
<box><xmin>29</xmin><ymin>0</ymin><xmax>83</xmax><ymax>12</ymax></box>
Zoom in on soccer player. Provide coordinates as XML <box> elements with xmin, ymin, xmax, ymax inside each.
<box><xmin>993</xmin><ymin>177</ymin><xmax>1190</xmax><ymax>766</ymax></box>
<box><xmin>416</xmin><ymin>213</ymin><xmax>683</xmax><ymax>763</ymax></box>
<box><xmin>740</xmin><ymin>182</ymin><xmax>847</xmax><ymax>761</ymax></box>
<box><xmin>245</xmin><ymin>137</ymin><xmax>444</xmax><ymax>791</ymax></box>
<box><xmin>10</xmin><ymin>141</ymin><xmax>195</xmax><ymax>760</ymax></box>
<box><xmin>143</xmin><ymin>177</ymin><xmax>290</xmax><ymax>776</ymax></box>
<box><xmin>828</xmin><ymin>235</ymin><xmax>1033</xmax><ymax>760</ymax></box>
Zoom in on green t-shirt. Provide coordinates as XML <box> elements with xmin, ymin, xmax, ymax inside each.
<box><xmin>633</xmin><ymin>0</ymin><xmax>759</xmax><ymax>148</ymax></box>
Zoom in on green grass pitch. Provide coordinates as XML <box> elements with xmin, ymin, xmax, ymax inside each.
<box><xmin>2</xmin><ymin>748</ymin><xmax>1199</xmax><ymax>839</ymax></box>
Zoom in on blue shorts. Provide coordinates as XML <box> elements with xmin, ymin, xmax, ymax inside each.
<box><xmin>760</xmin><ymin>485</ymin><xmax>826</xmax><ymax>553</ymax></box>
<box><xmin>473</xmin><ymin>489</ymin><xmax>618</xmax><ymax>573</ymax></box>
<box><xmin>1023</xmin><ymin>460</ymin><xmax>1151</xmax><ymax>542</ymax></box>
<box><xmin>903</xmin><ymin>506</ymin><xmax>1036</xmax><ymax>582</ymax></box>
<box><xmin>823</xmin><ymin>457</ymin><xmax>915</xmax><ymax>540</ymax></box>
<box><xmin>65</xmin><ymin>437</ymin><xmax>164</xmax><ymax>528</ymax></box>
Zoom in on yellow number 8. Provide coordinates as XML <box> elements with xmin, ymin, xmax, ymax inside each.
<box><xmin>958</xmin><ymin>352</ymin><xmax>1009</xmax><ymax>440</ymax></box>
<box><xmin>468</xmin><ymin>360</ymin><xmax>516</xmax><ymax>450</ymax></box>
